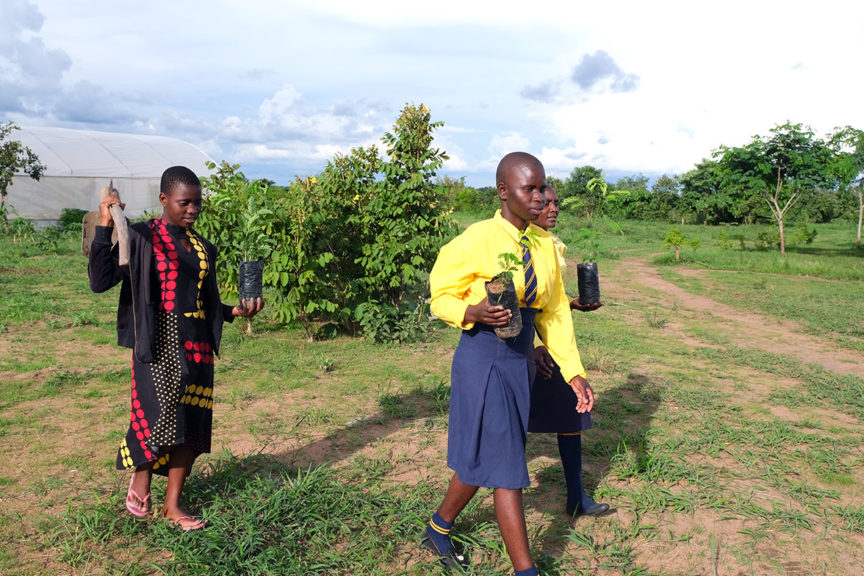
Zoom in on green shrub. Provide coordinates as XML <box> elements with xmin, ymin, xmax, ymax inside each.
<box><xmin>7</xmin><ymin>217</ymin><xmax>35</xmax><ymax>241</ymax></box>
<box><xmin>197</xmin><ymin>103</ymin><xmax>455</xmax><ymax>343</ymax></box>
<box><xmin>664</xmin><ymin>227</ymin><xmax>701</xmax><ymax>261</ymax></box>
<box><xmin>58</xmin><ymin>208</ymin><xmax>88</xmax><ymax>232</ymax></box>
<box><xmin>788</xmin><ymin>222</ymin><xmax>818</xmax><ymax>246</ymax></box>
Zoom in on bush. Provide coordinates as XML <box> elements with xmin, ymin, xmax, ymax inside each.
<box><xmin>58</xmin><ymin>208</ymin><xmax>88</xmax><ymax>232</ymax></box>
<box><xmin>450</xmin><ymin>186</ymin><xmax>497</xmax><ymax>213</ymax></box>
<box><xmin>788</xmin><ymin>222</ymin><xmax>818</xmax><ymax>246</ymax></box>
<box><xmin>197</xmin><ymin>103</ymin><xmax>455</xmax><ymax>343</ymax></box>
<box><xmin>664</xmin><ymin>227</ymin><xmax>701</xmax><ymax>261</ymax></box>
<box><xmin>6</xmin><ymin>217</ymin><xmax>35</xmax><ymax>242</ymax></box>
<box><xmin>754</xmin><ymin>228</ymin><xmax>780</xmax><ymax>250</ymax></box>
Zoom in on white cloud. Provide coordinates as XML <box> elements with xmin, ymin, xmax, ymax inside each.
<box><xmin>0</xmin><ymin>0</ymin><xmax>70</xmax><ymax>112</ymax></box>
<box><xmin>4</xmin><ymin>0</ymin><xmax>864</xmax><ymax>186</ymax></box>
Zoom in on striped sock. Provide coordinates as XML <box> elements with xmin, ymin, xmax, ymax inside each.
<box><xmin>514</xmin><ymin>565</ymin><xmax>539</xmax><ymax>576</ymax></box>
<box><xmin>424</xmin><ymin>512</ymin><xmax>454</xmax><ymax>554</ymax></box>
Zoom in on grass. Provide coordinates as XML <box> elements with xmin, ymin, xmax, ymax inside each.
<box><xmin>2</xmin><ymin>222</ymin><xmax>864</xmax><ymax>575</ymax></box>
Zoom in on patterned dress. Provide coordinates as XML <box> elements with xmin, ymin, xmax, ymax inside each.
<box><xmin>116</xmin><ymin>218</ymin><xmax>216</xmax><ymax>475</ymax></box>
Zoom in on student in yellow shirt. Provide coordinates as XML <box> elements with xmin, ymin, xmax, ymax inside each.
<box><xmin>421</xmin><ymin>153</ymin><xmax>592</xmax><ymax>576</ymax></box>
<box><xmin>529</xmin><ymin>186</ymin><xmax>610</xmax><ymax>518</ymax></box>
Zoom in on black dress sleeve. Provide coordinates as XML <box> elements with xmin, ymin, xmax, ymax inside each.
<box><xmin>88</xmin><ymin>226</ymin><xmax>125</xmax><ymax>293</ymax></box>
<box><xmin>222</xmin><ymin>303</ymin><xmax>235</xmax><ymax>323</ymax></box>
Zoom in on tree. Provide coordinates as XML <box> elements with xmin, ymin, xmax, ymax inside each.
<box><xmin>680</xmin><ymin>159</ymin><xmax>731</xmax><ymax>225</ymax></box>
<box><xmin>715</xmin><ymin>122</ymin><xmax>835</xmax><ymax>253</ymax></box>
<box><xmin>611</xmin><ymin>174</ymin><xmax>649</xmax><ymax>192</ymax></box>
<box><xmin>0</xmin><ymin>121</ymin><xmax>46</xmax><ymax>229</ymax></box>
<box><xmin>664</xmin><ymin>227</ymin><xmax>701</xmax><ymax>261</ymax></box>
<box><xmin>650</xmin><ymin>174</ymin><xmax>683</xmax><ymax>222</ymax></box>
<box><xmin>561</xmin><ymin>165</ymin><xmax>604</xmax><ymax>199</ymax></box>
<box><xmin>561</xmin><ymin>165</ymin><xmax>605</xmax><ymax>218</ymax></box>
<box><xmin>829</xmin><ymin>126</ymin><xmax>864</xmax><ymax>247</ymax></box>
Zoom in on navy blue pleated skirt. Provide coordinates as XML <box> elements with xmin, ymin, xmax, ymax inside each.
<box><xmin>527</xmin><ymin>356</ymin><xmax>592</xmax><ymax>434</ymax></box>
<box><xmin>447</xmin><ymin>308</ymin><xmax>538</xmax><ymax>489</ymax></box>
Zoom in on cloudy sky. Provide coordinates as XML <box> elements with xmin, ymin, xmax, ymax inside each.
<box><xmin>3</xmin><ymin>0</ymin><xmax>863</xmax><ymax>186</ymax></box>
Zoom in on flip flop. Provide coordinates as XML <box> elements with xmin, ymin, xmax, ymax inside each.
<box><xmin>168</xmin><ymin>515</ymin><xmax>207</xmax><ymax>532</ymax></box>
<box><xmin>125</xmin><ymin>478</ymin><xmax>151</xmax><ymax>518</ymax></box>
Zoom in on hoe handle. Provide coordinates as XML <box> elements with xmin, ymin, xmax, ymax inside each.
<box><xmin>108</xmin><ymin>204</ymin><xmax>130</xmax><ymax>267</ymax></box>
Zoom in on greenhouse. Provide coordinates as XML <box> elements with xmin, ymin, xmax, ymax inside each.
<box><xmin>7</xmin><ymin>126</ymin><xmax>213</xmax><ymax>224</ymax></box>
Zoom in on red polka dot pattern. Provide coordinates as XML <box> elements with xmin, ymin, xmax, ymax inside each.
<box><xmin>122</xmin><ymin>359</ymin><xmax>153</xmax><ymax>468</ymax></box>
<box><xmin>184</xmin><ymin>340</ymin><xmax>214</xmax><ymax>364</ymax></box>
<box><xmin>152</xmin><ymin>217</ymin><xmax>180</xmax><ymax>313</ymax></box>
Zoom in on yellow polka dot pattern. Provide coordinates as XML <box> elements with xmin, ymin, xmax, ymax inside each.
<box><xmin>184</xmin><ymin>230</ymin><xmax>209</xmax><ymax>320</ymax></box>
<box><xmin>119</xmin><ymin>438</ymin><xmax>134</xmax><ymax>469</ymax></box>
<box><xmin>182</xmin><ymin>384</ymin><xmax>214</xmax><ymax>411</ymax></box>
<box><xmin>148</xmin><ymin>312</ymin><xmax>183</xmax><ymax>446</ymax></box>
<box><xmin>152</xmin><ymin>452</ymin><xmax>171</xmax><ymax>471</ymax></box>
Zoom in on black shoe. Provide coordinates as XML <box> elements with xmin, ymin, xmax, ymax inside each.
<box><xmin>421</xmin><ymin>534</ymin><xmax>469</xmax><ymax>571</ymax></box>
<box><xmin>567</xmin><ymin>502</ymin><xmax>611</xmax><ymax>517</ymax></box>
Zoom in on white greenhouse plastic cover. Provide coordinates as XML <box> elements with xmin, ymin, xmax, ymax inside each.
<box><xmin>7</xmin><ymin>126</ymin><xmax>214</xmax><ymax>223</ymax></box>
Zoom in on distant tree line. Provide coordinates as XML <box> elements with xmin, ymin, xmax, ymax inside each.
<box><xmin>439</xmin><ymin>122</ymin><xmax>864</xmax><ymax>252</ymax></box>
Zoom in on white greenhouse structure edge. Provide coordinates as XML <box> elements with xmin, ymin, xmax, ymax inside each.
<box><xmin>7</xmin><ymin>126</ymin><xmax>214</xmax><ymax>224</ymax></box>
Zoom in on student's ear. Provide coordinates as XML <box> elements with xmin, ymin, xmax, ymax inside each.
<box><xmin>159</xmin><ymin>192</ymin><xmax>167</xmax><ymax>207</ymax></box>
<box><xmin>497</xmin><ymin>182</ymin><xmax>508</xmax><ymax>201</ymax></box>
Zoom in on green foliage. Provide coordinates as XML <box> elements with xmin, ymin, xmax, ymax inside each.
<box><xmin>196</xmin><ymin>103</ymin><xmax>454</xmax><ymax>343</ymax></box>
<box><xmin>195</xmin><ymin>164</ymin><xmax>277</xmax><ymax>302</ymax></box>
<box><xmin>58</xmin><ymin>208</ymin><xmax>88</xmax><ymax>232</ymax></box>
<box><xmin>6</xmin><ymin>217</ymin><xmax>34</xmax><ymax>242</ymax></box>
<box><xmin>715</xmin><ymin>122</ymin><xmax>837</xmax><ymax>252</ymax></box>
<box><xmin>716</xmin><ymin>226</ymin><xmax>746</xmax><ymax>250</ymax></box>
<box><xmin>447</xmin><ymin>182</ymin><xmax>497</xmax><ymax>213</ymax></box>
<box><xmin>494</xmin><ymin>251</ymin><xmax>523</xmax><ymax>284</ymax></box>
<box><xmin>664</xmin><ymin>227</ymin><xmax>701</xmax><ymax>261</ymax></box>
<box><xmin>0</xmin><ymin>121</ymin><xmax>46</xmax><ymax>228</ymax></box>
<box><xmin>571</xmin><ymin>227</ymin><xmax>603</xmax><ymax>262</ymax></box>
<box><xmin>561</xmin><ymin>173</ymin><xmax>609</xmax><ymax>219</ymax></box>
<box><xmin>789</xmin><ymin>222</ymin><xmax>818</xmax><ymax>246</ymax></box>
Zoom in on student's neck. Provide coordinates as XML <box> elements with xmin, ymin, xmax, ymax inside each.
<box><xmin>500</xmin><ymin>212</ymin><xmax>528</xmax><ymax>231</ymax></box>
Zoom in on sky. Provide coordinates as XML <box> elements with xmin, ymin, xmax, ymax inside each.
<box><xmin>3</xmin><ymin>0</ymin><xmax>864</xmax><ymax>187</ymax></box>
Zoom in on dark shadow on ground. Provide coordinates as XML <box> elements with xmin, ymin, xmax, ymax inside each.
<box><xmin>272</xmin><ymin>380</ymin><xmax>450</xmax><ymax>470</ymax></box>
<box><xmin>525</xmin><ymin>371</ymin><xmax>661</xmax><ymax>573</ymax></box>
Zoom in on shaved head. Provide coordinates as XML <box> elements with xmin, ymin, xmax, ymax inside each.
<box><xmin>495</xmin><ymin>152</ymin><xmax>547</xmax><ymax>229</ymax></box>
<box><xmin>496</xmin><ymin>152</ymin><xmax>543</xmax><ymax>187</ymax></box>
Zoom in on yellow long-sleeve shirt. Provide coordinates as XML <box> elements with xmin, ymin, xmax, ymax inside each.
<box><xmin>430</xmin><ymin>210</ymin><xmax>586</xmax><ymax>381</ymax></box>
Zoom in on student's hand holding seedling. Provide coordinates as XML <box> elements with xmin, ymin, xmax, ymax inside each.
<box><xmin>464</xmin><ymin>297</ymin><xmax>512</xmax><ymax>326</ymax></box>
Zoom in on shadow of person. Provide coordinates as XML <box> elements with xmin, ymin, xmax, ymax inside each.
<box><xmin>270</xmin><ymin>379</ymin><xmax>451</xmax><ymax>471</ymax></box>
<box><xmin>525</xmin><ymin>371</ymin><xmax>661</xmax><ymax>563</ymax></box>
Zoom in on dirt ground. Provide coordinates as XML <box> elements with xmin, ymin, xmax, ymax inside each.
<box><xmin>3</xmin><ymin>256</ymin><xmax>863</xmax><ymax>575</ymax></box>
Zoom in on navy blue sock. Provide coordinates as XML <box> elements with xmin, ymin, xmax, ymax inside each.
<box><xmin>557</xmin><ymin>433</ymin><xmax>597</xmax><ymax>514</ymax></box>
<box><xmin>424</xmin><ymin>512</ymin><xmax>454</xmax><ymax>554</ymax></box>
<box><xmin>514</xmin><ymin>565</ymin><xmax>539</xmax><ymax>576</ymax></box>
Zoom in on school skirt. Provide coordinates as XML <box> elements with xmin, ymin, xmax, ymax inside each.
<box><xmin>447</xmin><ymin>308</ymin><xmax>538</xmax><ymax>489</ymax></box>
<box><xmin>527</xmin><ymin>357</ymin><xmax>592</xmax><ymax>434</ymax></box>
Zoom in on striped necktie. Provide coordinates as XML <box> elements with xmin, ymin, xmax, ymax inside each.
<box><xmin>521</xmin><ymin>235</ymin><xmax>537</xmax><ymax>306</ymax></box>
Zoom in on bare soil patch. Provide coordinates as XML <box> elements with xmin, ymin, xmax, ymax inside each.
<box><xmin>605</xmin><ymin>258</ymin><xmax>864</xmax><ymax>377</ymax></box>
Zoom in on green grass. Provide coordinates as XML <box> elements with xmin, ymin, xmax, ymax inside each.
<box><xmin>3</xmin><ymin>226</ymin><xmax>864</xmax><ymax>575</ymax></box>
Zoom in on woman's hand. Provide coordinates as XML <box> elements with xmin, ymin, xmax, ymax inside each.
<box><xmin>569</xmin><ymin>375</ymin><xmax>595</xmax><ymax>413</ymax></box>
<box><xmin>533</xmin><ymin>346</ymin><xmax>555</xmax><ymax>380</ymax></box>
<box><xmin>464</xmin><ymin>297</ymin><xmax>511</xmax><ymax>327</ymax></box>
<box><xmin>570</xmin><ymin>298</ymin><xmax>604</xmax><ymax>312</ymax></box>
<box><xmin>98</xmin><ymin>198</ymin><xmax>126</xmax><ymax>227</ymax></box>
<box><xmin>233</xmin><ymin>297</ymin><xmax>264</xmax><ymax>318</ymax></box>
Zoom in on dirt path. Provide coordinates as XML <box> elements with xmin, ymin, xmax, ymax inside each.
<box><xmin>602</xmin><ymin>257</ymin><xmax>864</xmax><ymax>377</ymax></box>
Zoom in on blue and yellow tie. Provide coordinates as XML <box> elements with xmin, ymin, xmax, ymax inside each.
<box><xmin>521</xmin><ymin>235</ymin><xmax>537</xmax><ymax>306</ymax></box>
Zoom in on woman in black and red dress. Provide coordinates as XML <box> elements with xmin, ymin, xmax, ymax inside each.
<box><xmin>89</xmin><ymin>166</ymin><xmax>262</xmax><ymax>530</ymax></box>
